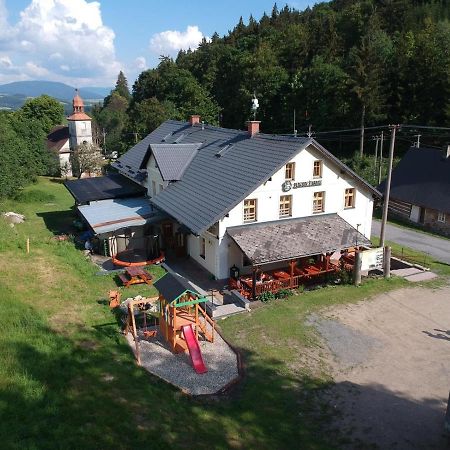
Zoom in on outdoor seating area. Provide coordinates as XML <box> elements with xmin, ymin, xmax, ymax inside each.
<box><xmin>118</xmin><ymin>266</ymin><xmax>154</xmax><ymax>287</ymax></box>
<box><xmin>230</xmin><ymin>251</ymin><xmax>355</xmax><ymax>299</ymax></box>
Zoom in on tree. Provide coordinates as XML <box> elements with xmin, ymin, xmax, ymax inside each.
<box><xmin>19</xmin><ymin>95</ymin><xmax>64</xmax><ymax>133</ymax></box>
<box><xmin>71</xmin><ymin>143</ymin><xmax>105</xmax><ymax>178</ymax></box>
<box><xmin>114</xmin><ymin>71</ymin><xmax>131</xmax><ymax>100</ymax></box>
<box><xmin>129</xmin><ymin>97</ymin><xmax>178</xmax><ymax>136</ymax></box>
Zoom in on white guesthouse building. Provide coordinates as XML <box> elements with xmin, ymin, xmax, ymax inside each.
<box><xmin>100</xmin><ymin>116</ymin><xmax>379</xmax><ymax>280</ymax></box>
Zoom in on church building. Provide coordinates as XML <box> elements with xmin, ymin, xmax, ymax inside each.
<box><xmin>46</xmin><ymin>90</ymin><xmax>93</xmax><ymax>177</ymax></box>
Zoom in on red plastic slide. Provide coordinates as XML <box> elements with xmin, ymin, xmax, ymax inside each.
<box><xmin>182</xmin><ymin>325</ymin><xmax>208</xmax><ymax>374</ymax></box>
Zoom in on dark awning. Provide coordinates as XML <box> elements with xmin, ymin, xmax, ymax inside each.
<box><xmin>227</xmin><ymin>214</ymin><xmax>371</xmax><ymax>265</ymax></box>
<box><xmin>64</xmin><ymin>173</ymin><xmax>146</xmax><ymax>204</ymax></box>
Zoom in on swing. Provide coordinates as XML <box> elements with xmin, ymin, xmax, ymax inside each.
<box><xmin>142</xmin><ymin>306</ymin><xmax>157</xmax><ymax>339</ymax></box>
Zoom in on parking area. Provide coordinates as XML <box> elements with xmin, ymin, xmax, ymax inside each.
<box><xmin>312</xmin><ymin>285</ymin><xmax>450</xmax><ymax>449</ymax></box>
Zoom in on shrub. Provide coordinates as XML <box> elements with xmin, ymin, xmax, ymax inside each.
<box><xmin>275</xmin><ymin>289</ymin><xmax>293</xmax><ymax>299</ymax></box>
<box><xmin>258</xmin><ymin>291</ymin><xmax>275</xmax><ymax>302</ymax></box>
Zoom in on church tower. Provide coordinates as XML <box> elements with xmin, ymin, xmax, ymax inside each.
<box><xmin>68</xmin><ymin>89</ymin><xmax>93</xmax><ymax>150</ymax></box>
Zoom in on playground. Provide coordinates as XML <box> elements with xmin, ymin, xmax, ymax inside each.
<box><xmin>120</xmin><ymin>272</ymin><xmax>240</xmax><ymax>394</ymax></box>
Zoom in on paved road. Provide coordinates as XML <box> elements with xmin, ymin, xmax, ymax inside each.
<box><xmin>372</xmin><ymin>219</ymin><xmax>450</xmax><ymax>264</ymax></box>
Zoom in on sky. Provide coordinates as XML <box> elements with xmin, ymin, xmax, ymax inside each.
<box><xmin>0</xmin><ymin>0</ymin><xmax>315</xmax><ymax>88</ymax></box>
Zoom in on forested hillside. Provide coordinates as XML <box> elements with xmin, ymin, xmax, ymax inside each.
<box><xmin>94</xmin><ymin>0</ymin><xmax>450</xmax><ymax>156</ymax></box>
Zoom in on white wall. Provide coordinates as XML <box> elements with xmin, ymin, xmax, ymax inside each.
<box><xmin>145</xmin><ymin>154</ymin><xmax>169</xmax><ymax>196</ymax></box>
<box><xmin>215</xmin><ymin>143</ymin><xmax>375</xmax><ymax>279</ymax></box>
<box><xmin>187</xmin><ymin>231</ymin><xmax>219</xmax><ymax>276</ymax></box>
<box><xmin>68</xmin><ymin>120</ymin><xmax>93</xmax><ymax>149</ymax></box>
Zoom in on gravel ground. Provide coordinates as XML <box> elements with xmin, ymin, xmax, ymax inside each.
<box><xmin>126</xmin><ymin>327</ymin><xmax>239</xmax><ymax>395</ymax></box>
<box><xmin>307</xmin><ymin>313</ymin><xmax>383</xmax><ymax>368</ymax></box>
<box><xmin>309</xmin><ymin>286</ymin><xmax>450</xmax><ymax>449</ymax></box>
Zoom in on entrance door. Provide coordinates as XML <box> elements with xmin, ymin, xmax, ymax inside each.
<box><xmin>419</xmin><ymin>207</ymin><xmax>426</xmax><ymax>224</ymax></box>
<box><xmin>161</xmin><ymin>222</ymin><xmax>174</xmax><ymax>250</ymax></box>
<box><xmin>174</xmin><ymin>232</ymin><xmax>187</xmax><ymax>257</ymax></box>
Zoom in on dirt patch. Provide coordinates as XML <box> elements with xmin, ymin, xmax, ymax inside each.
<box><xmin>310</xmin><ymin>286</ymin><xmax>450</xmax><ymax>449</ymax></box>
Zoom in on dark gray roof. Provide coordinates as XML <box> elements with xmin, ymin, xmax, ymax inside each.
<box><xmin>64</xmin><ymin>173</ymin><xmax>146</xmax><ymax>204</ymax></box>
<box><xmin>153</xmin><ymin>272</ymin><xmax>199</xmax><ymax>302</ymax></box>
<box><xmin>151</xmin><ymin>143</ymin><xmax>201</xmax><ymax>181</ymax></box>
<box><xmin>379</xmin><ymin>146</ymin><xmax>450</xmax><ymax>214</ymax></box>
<box><xmin>113</xmin><ymin>120</ymin><xmax>379</xmax><ymax>235</ymax></box>
<box><xmin>227</xmin><ymin>214</ymin><xmax>371</xmax><ymax>265</ymax></box>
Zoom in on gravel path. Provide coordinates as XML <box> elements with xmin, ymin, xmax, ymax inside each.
<box><xmin>126</xmin><ymin>328</ymin><xmax>239</xmax><ymax>395</ymax></box>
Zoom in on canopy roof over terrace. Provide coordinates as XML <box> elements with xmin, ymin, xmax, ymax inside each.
<box><xmin>227</xmin><ymin>213</ymin><xmax>371</xmax><ymax>265</ymax></box>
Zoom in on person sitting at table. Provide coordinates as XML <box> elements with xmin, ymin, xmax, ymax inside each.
<box><xmin>255</xmin><ymin>269</ymin><xmax>269</xmax><ymax>283</ymax></box>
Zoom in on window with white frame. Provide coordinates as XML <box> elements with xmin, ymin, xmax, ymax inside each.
<box><xmin>279</xmin><ymin>195</ymin><xmax>292</xmax><ymax>218</ymax></box>
<box><xmin>152</xmin><ymin>180</ymin><xmax>156</xmax><ymax>196</ymax></box>
<box><xmin>244</xmin><ymin>199</ymin><xmax>257</xmax><ymax>222</ymax></box>
<box><xmin>285</xmin><ymin>162</ymin><xmax>295</xmax><ymax>180</ymax></box>
<box><xmin>313</xmin><ymin>160</ymin><xmax>323</xmax><ymax>178</ymax></box>
<box><xmin>344</xmin><ymin>188</ymin><xmax>356</xmax><ymax>208</ymax></box>
<box><xmin>438</xmin><ymin>211</ymin><xmax>446</xmax><ymax>223</ymax></box>
<box><xmin>313</xmin><ymin>191</ymin><xmax>325</xmax><ymax>213</ymax></box>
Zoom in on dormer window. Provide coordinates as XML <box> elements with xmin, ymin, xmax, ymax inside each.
<box><xmin>313</xmin><ymin>160</ymin><xmax>323</xmax><ymax>178</ymax></box>
<box><xmin>285</xmin><ymin>162</ymin><xmax>295</xmax><ymax>180</ymax></box>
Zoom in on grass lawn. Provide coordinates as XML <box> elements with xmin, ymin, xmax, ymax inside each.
<box><xmin>0</xmin><ymin>177</ymin><xmax>415</xmax><ymax>449</ymax></box>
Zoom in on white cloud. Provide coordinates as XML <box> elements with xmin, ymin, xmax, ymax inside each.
<box><xmin>135</xmin><ymin>56</ymin><xmax>147</xmax><ymax>70</ymax></box>
<box><xmin>0</xmin><ymin>0</ymin><xmax>122</xmax><ymax>85</ymax></box>
<box><xmin>0</xmin><ymin>55</ymin><xmax>12</xmax><ymax>68</ymax></box>
<box><xmin>149</xmin><ymin>25</ymin><xmax>207</xmax><ymax>55</ymax></box>
<box><xmin>25</xmin><ymin>61</ymin><xmax>49</xmax><ymax>77</ymax></box>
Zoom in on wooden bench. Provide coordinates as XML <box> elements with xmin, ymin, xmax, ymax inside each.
<box><xmin>118</xmin><ymin>273</ymin><xmax>131</xmax><ymax>287</ymax></box>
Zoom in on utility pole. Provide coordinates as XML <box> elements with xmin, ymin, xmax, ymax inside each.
<box><xmin>377</xmin><ymin>130</ymin><xmax>384</xmax><ymax>185</ymax></box>
<box><xmin>373</xmin><ymin>135</ymin><xmax>379</xmax><ymax>178</ymax></box>
<box><xmin>359</xmin><ymin>105</ymin><xmax>365</xmax><ymax>157</ymax></box>
<box><xmin>379</xmin><ymin>125</ymin><xmax>399</xmax><ymax>248</ymax></box>
<box><xmin>413</xmin><ymin>134</ymin><xmax>421</xmax><ymax>148</ymax></box>
<box><xmin>102</xmin><ymin>128</ymin><xmax>106</xmax><ymax>155</ymax></box>
<box><xmin>134</xmin><ymin>132</ymin><xmax>138</xmax><ymax>143</ymax></box>
<box><xmin>293</xmin><ymin>109</ymin><xmax>296</xmax><ymax>136</ymax></box>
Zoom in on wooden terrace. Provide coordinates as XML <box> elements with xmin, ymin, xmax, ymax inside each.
<box><xmin>229</xmin><ymin>252</ymin><xmax>354</xmax><ymax>300</ymax></box>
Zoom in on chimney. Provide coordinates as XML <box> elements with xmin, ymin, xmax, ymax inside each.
<box><xmin>189</xmin><ymin>115</ymin><xmax>200</xmax><ymax>126</ymax></box>
<box><xmin>247</xmin><ymin>120</ymin><xmax>261</xmax><ymax>136</ymax></box>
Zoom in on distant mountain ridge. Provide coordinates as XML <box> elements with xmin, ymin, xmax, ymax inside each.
<box><xmin>0</xmin><ymin>80</ymin><xmax>110</xmax><ymax>101</ymax></box>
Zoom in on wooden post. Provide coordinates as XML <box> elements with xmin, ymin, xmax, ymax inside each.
<box><xmin>173</xmin><ymin>306</ymin><xmax>177</xmax><ymax>350</ymax></box>
<box><xmin>353</xmin><ymin>250</ymin><xmax>362</xmax><ymax>286</ymax></box>
<box><xmin>129</xmin><ymin>304</ymin><xmax>141</xmax><ymax>365</ymax></box>
<box><xmin>26</xmin><ymin>238</ymin><xmax>30</xmax><ymax>254</ymax></box>
<box><xmin>384</xmin><ymin>246</ymin><xmax>391</xmax><ymax>279</ymax></box>
<box><xmin>289</xmin><ymin>260</ymin><xmax>295</xmax><ymax>288</ymax></box>
<box><xmin>195</xmin><ymin>303</ymin><xmax>199</xmax><ymax>340</ymax></box>
<box><xmin>252</xmin><ymin>266</ymin><xmax>257</xmax><ymax>301</ymax></box>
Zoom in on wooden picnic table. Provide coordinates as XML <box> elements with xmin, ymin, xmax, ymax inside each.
<box><xmin>118</xmin><ymin>266</ymin><xmax>153</xmax><ymax>287</ymax></box>
<box><xmin>273</xmin><ymin>270</ymin><xmax>290</xmax><ymax>280</ymax></box>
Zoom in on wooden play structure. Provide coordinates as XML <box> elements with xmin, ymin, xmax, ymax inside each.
<box><xmin>154</xmin><ymin>272</ymin><xmax>215</xmax><ymax>355</ymax></box>
<box><xmin>123</xmin><ymin>296</ymin><xmax>159</xmax><ymax>365</ymax></box>
<box><xmin>122</xmin><ymin>272</ymin><xmax>215</xmax><ymax>373</ymax></box>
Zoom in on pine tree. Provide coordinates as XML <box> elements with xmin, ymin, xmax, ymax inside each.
<box><xmin>114</xmin><ymin>71</ymin><xmax>130</xmax><ymax>100</ymax></box>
